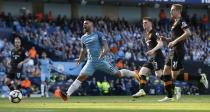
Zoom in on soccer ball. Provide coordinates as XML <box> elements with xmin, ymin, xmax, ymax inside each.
<box><xmin>9</xmin><ymin>90</ymin><xmax>22</xmax><ymax>103</ymax></box>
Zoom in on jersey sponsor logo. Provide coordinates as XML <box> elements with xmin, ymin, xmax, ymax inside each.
<box><xmin>16</xmin><ymin>73</ymin><xmax>21</xmax><ymax>79</ymax></box>
<box><xmin>172</xmin><ymin>61</ymin><xmax>178</xmax><ymax>69</ymax></box>
<box><xmin>153</xmin><ymin>61</ymin><xmax>158</xmax><ymax>70</ymax></box>
<box><xmin>14</xmin><ymin>55</ymin><xmax>20</xmax><ymax>60</ymax></box>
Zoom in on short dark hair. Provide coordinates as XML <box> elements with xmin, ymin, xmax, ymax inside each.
<box><xmin>143</xmin><ymin>17</ymin><xmax>153</xmax><ymax>23</ymax></box>
<box><xmin>14</xmin><ymin>35</ymin><xmax>21</xmax><ymax>42</ymax></box>
<box><xmin>84</xmin><ymin>18</ymin><xmax>94</xmax><ymax>23</ymax></box>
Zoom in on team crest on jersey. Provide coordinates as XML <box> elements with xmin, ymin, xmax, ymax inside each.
<box><xmin>181</xmin><ymin>22</ymin><xmax>187</xmax><ymax>28</ymax></box>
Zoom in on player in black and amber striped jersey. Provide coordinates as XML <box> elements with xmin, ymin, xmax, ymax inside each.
<box><xmin>159</xmin><ymin>4</ymin><xmax>208</xmax><ymax>102</ymax></box>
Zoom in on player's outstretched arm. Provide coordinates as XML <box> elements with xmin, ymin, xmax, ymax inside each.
<box><xmin>146</xmin><ymin>39</ymin><xmax>164</xmax><ymax>55</ymax></box>
<box><xmin>17</xmin><ymin>58</ymin><xmax>30</xmax><ymax>69</ymax></box>
<box><xmin>76</xmin><ymin>42</ymin><xmax>87</xmax><ymax>64</ymax></box>
<box><xmin>160</xmin><ymin>36</ymin><xmax>172</xmax><ymax>43</ymax></box>
<box><xmin>168</xmin><ymin>28</ymin><xmax>191</xmax><ymax>48</ymax></box>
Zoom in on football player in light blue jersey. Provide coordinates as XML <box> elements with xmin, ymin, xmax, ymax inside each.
<box><xmin>39</xmin><ymin>51</ymin><xmax>52</xmax><ymax>97</ymax></box>
<box><xmin>59</xmin><ymin>18</ymin><xmax>136</xmax><ymax>101</ymax></box>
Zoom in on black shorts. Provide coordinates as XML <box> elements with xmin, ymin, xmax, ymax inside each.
<box><xmin>165</xmin><ymin>49</ymin><xmax>185</xmax><ymax>71</ymax></box>
<box><xmin>6</xmin><ymin>69</ymin><xmax>22</xmax><ymax>80</ymax></box>
<box><xmin>143</xmin><ymin>56</ymin><xmax>164</xmax><ymax>71</ymax></box>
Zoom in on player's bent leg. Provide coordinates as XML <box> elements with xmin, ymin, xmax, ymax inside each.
<box><xmin>155</xmin><ymin>70</ymin><xmax>163</xmax><ymax>79</ymax></box>
<box><xmin>67</xmin><ymin>75</ymin><xmax>87</xmax><ymax>96</ymax></box>
<box><xmin>200</xmin><ymin>73</ymin><xmax>208</xmax><ymax>89</ymax></box>
<box><xmin>175</xmin><ymin>70</ymin><xmax>208</xmax><ymax>89</ymax></box>
<box><xmin>15</xmin><ymin>80</ymin><xmax>21</xmax><ymax>90</ymax></box>
<box><xmin>114</xmin><ymin>71</ymin><xmax>122</xmax><ymax>78</ymax></box>
<box><xmin>61</xmin><ymin>61</ymin><xmax>94</xmax><ymax>101</ymax></box>
<box><xmin>163</xmin><ymin>65</ymin><xmax>171</xmax><ymax>75</ymax></box>
<box><xmin>116</xmin><ymin>69</ymin><xmax>141</xmax><ymax>83</ymax></box>
<box><xmin>40</xmin><ymin>73</ymin><xmax>46</xmax><ymax>97</ymax></box>
<box><xmin>132</xmin><ymin>67</ymin><xmax>150</xmax><ymax>98</ymax></box>
<box><xmin>77</xmin><ymin>75</ymin><xmax>89</xmax><ymax>82</ymax></box>
<box><xmin>60</xmin><ymin>74</ymin><xmax>88</xmax><ymax>101</ymax></box>
<box><xmin>159</xmin><ymin>65</ymin><xmax>175</xmax><ymax>102</ymax></box>
<box><xmin>171</xmin><ymin>70</ymin><xmax>182</xmax><ymax>100</ymax></box>
<box><xmin>171</xmin><ymin>70</ymin><xmax>180</xmax><ymax>80</ymax></box>
<box><xmin>41</xmin><ymin>81</ymin><xmax>45</xmax><ymax>97</ymax></box>
<box><xmin>45</xmin><ymin>76</ymin><xmax>51</xmax><ymax>98</ymax></box>
<box><xmin>119</xmin><ymin>69</ymin><xmax>136</xmax><ymax>78</ymax></box>
<box><xmin>98</xmin><ymin>60</ymin><xmax>122</xmax><ymax>78</ymax></box>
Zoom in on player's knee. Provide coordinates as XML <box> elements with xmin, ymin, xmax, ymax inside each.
<box><xmin>118</xmin><ymin>69</ymin><xmax>124</xmax><ymax>77</ymax></box>
<box><xmin>5</xmin><ymin>81</ymin><xmax>11</xmax><ymax>85</ymax></box>
<box><xmin>140</xmin><ymin>67</ymin><xmax>150</xmax><ymax>76</ymax></box>
<box><xmin>163</xmin><ymin>66</ymin><xmax>171</xmax><ymax>75</ymax></box>
<box><xmin>5</xmin><ymin>78</ymin><xmax>11</xmax><ymax>85</ymax></box>
<box><xmin>155</xmin><ymin>70</ymin><xmax>163</xmax><ymax>78</ymax></box>
<box><xmin>163</xmin><ymin>69</ymin><xmax>170</xmax><ymax>75</ymax></box>
<box><xmin>119</xmin><ymin>69</ymin><xmax>131</xmax><ymax>77</ymax></box>
<box><xmin>41</xmin><ymin>81</ymin><xmax>46</xmax><ymax>85</ymax></box>
<box><xmin>78</xmin><ymin>74</ymin><xmax>88</xmax><ymax>82</ymax></box>
<box><xmin>171</xmin><ymin>75</ymin><xmax>177</xmax><ymax>80</ymax></box>
<box><xmin>156</xmin><ymin>74</ymin><xmax>162</xmax><ymax>79</ymax></box>
<box><xmin>171</xmin><ymin>72</ymin><xmax>178</xmax><ymax>80</ymax></box>
<box><xmin>115</xmin><ymin>71</ymin><xmax>122</xmax><ymax>78</ymax></box>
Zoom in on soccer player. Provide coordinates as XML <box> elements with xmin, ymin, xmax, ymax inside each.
<box><xmin>60</xmin><ymin>18</ymin><xmax>124</xmax><ymax>101</ymax></box>
<box><xmin>131</xmin><ymin>17</ymin><xmax>165</xmax><ymax>98</ymax></box>
<box><xmin>39</xmin><ymin>51</ymin><xmax>52</xmax><ymax>97</ymax></box>
<box><xmin>5</xmin><ymin>37</ymin><xmax>29</xmax><ymax>92</ymax></box>
<box><xmin>118</xmin><ymin>17</ymin><xmax>168</xmax><ymax>98</ymax></box>
<box><xmin>159</xmin><ymin>4</ymin><xmax>208</xmax><ymax>102</ymax></box>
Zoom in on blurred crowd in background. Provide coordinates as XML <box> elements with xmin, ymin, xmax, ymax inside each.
<box><xmin>0</xmin><ymin>9</ymin><xmax>209</xmax><ymax>97</ymax></box>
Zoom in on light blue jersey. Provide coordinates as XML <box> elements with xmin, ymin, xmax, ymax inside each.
<box><xmin>81</xmin><ymin>31</ymin><xmax>105</xmax><ymax>61</ymax></box>
<box><xmin>80</xmin><ymin>31</ymin><xmax>118</xmax><ymax>76</ymax></box>
<box><xmin>39</xmin><ymin>58</ymin><xmax>52</xmax><ymax>82</ymax></box>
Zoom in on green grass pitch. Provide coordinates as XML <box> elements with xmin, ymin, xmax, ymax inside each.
<box><xmin>0</xmin><ymin>95</ymin><xmax>210</xmax><ymax>112</ymax></box>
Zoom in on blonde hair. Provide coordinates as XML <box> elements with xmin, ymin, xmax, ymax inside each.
<box><xmin>172</xmin><ymin>4</ymin><xmax>183</xmax><ymax>12</ymax></box>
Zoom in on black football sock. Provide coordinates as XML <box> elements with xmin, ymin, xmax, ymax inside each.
<box><xmin>163</xmin><ymin>75</ymin><xmax>174</xmax><ymax>98</ymax></box>
<box><xmin>140</xmin><ymin>75</ymin><xmax>147</xmax><ymax>90</ymax></box>
<box><xmin>7</xmin><ymin>83</ymin><xmax>15</xmax><ymax>91</ymax></box>
<box><xmin>160</xmin><ymin>75</ymin><xmax>164</xmax><ymax>81</ymax></box>
<box><xmin>16</xmin><ymin>84</ymin><xmax>22</xmax><ymax>90</ymax></box>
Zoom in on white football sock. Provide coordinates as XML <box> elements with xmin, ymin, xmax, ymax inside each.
<box><xmin>45</xmin><ymin>85</ymin><xmax>49</xmax><ymax>97</ymax></box>
<box><xmin>41</xmin><ymin>84</ymin><xmax>45</xmax><ymax>96</ymax></box>
<box><xmin>66</xmin><ymin>79</ymin><xmax>82</xmax><ymax>96</ymax></box>
<box><xmin>120</xmin><ymin>69</ymin><xmax>136</xmax><ymax>77</ymax></box>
